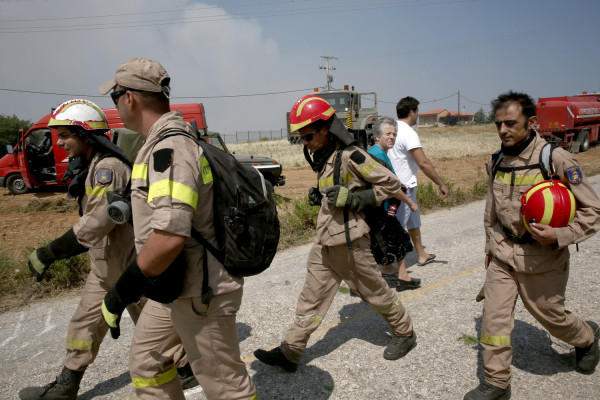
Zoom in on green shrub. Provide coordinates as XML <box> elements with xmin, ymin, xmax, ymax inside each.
<box><xmin>277</xmin><ymin>197</ymin><xmax>319</xmax><ymax>249</ymax></box>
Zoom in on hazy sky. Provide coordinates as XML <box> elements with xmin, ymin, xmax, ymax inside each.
<box><xmin>1</xmin><ymin>0</ymin><xmax>599</xmax><ymax>135</ymax></box>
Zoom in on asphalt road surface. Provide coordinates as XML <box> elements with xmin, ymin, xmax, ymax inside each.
<box><xmin>1</xmin><ymin>176</ymin><xmax>599</xmax><ymax>400</ymax></box>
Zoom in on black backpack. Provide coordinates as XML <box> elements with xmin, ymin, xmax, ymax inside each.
<box><xmin>157</xmin><ymin>130</ymin><xmax>280</xmax><ymax>304</ymax></box>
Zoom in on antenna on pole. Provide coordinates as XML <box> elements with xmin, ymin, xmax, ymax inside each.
<box><xmin>319</xmin><ymin>56</ymin><xmax>338</xmax><ymax>91</ymax></box>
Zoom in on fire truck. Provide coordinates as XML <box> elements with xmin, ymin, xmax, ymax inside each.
<box><xmin>536</xmin><ymin>92</ymin><xmax>600</xmax><ymax>152</ymax></box>
<box><xmin>287</xmin><ymin>85</ymin><xmax>378</xmax><ymax>149</ymax></box>
<box><xmin>0</xmin><ymin>103</ymin><xmax>284</xmax><ymax>194</ymax></box>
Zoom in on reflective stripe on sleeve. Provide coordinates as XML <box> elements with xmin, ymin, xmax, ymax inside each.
<box><xmin>359</xmin><ymin>159</ymin><xmax>381</xmax><ymax>179</ymax></box>
<box><xmin>495</xmin><ymin>172</ymin><xmax>544</xmax><ymax>186</ymax></box>
<box><xmin>85</xmin><ymin>186</ymin><xmax>108</xmax><ymax>198</ymax></box>
<box><xmin>132</xmin><ymin>163</ymin><xmax>148</xmax><ymax>180</ymax></box>
<box><xmin>147</xmin><ymin>179</ymin><xmax>198</xmax><ymax>210</ymax></box>
<box><xmin>480</xmin><ymin>334</ymin><xmax>511</xmax><ymax>346</ymax></box>
<box><xmin>131</xmin><ymin>365</ymin><xmax>178</xmax><ymax>389</ymax></box>
<box><xmin>66</xmin><ymin>338</ymin><xmax>101</xmax><ymax>351</ymax></box>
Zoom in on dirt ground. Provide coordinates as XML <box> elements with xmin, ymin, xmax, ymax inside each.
<box><xmin>1</xmin><ymin>146</ymin><xmax>599</xmax><ymax>264</ymax></box>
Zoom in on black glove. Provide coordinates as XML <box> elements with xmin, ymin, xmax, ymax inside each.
<box><xmin>308</xmin><ymin>187</ymin><xmax>322</xmax><ymax>206</ymax></box>
<box><xmin>28</xmin><ymin>228</ymin><xmax>87</xmax><ymax>282</ymax></box>
<box><xmin>325</xmin><ymin>186</ymin><xmax>377</xmax><ymax>212</ymax></box>
<box><xmin>101</xmin><ymin>252</ymin><xmax>187</xmax><ymax>339</ymax></box>
<box><xmin>102</xmin><ymin>257</ymin><xmax>147</xmax><ymax>339</ymax></box>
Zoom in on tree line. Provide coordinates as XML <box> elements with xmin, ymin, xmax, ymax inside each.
<box><xmin>0</xmin><ymin>114</ymin><xmax>31</xmax><ymax>157</ymax></box>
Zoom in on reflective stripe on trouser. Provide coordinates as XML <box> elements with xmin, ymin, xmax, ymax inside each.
<box><xmin>63</xmin><ymin>269</ymin><xmax>144</xmax><ymax>371</ymax></box>
<box><xmin>481</xmin><ymin>257</ymin><xmax>595</xmax><ymax>389</ymax></box>
<box><xmin>129</xmin><ymin>292</ymin><xmax>257</xmax><ymax>400</ymax></box>
<box><xmin>281</xmin><ymin>237</ymin><xmax>413</xmax><ymax>364</ymax></box>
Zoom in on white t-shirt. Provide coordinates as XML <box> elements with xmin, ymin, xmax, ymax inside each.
<box><xmin>388</xmin><ymin>120</ymin><xmax>422</xmax><ymax>188</ymax></box>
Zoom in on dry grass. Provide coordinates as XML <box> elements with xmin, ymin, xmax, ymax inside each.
<box><xmin>228</xmin><ymin>124</ymin><xmax>499</xmax><ymax>168</ymax></box>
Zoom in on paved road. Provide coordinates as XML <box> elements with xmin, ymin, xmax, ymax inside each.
<box><xmin>2</xmin><ymin>177</ymin><xmax>599</xmax><ymax>399</ymax></box>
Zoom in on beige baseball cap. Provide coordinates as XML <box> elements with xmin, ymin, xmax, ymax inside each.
<box><xmin>99</xmin><ymin>57</ymin><xmax>170</xmax><ymax>95</ymax></box>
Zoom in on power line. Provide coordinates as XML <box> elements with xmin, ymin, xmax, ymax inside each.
<box><xmin>0</xmin><ymin>0</ymin><xmax>477</xmax><ymax>34</ymax></box>
<box><xmin>0</xmin><ymin>87</ymin><xmax>316</xmax><ymax>99</ymax></box>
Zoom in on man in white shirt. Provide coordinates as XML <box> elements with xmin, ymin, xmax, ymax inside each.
<box><xmin>388</xmin><ymin>96</ymin><xmax>449</xmax><ymax>268</ymax></box>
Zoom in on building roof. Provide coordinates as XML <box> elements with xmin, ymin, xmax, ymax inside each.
<box><xmin>419</xmin><ymin>109</ymin><xmax>475</xmax><ymax>117</ymax></box>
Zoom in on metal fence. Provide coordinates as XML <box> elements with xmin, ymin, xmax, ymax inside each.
<box><xmin>221</xmin><ymin>129</ymin><xmax>286</xmax><ymax>144</ymax></box>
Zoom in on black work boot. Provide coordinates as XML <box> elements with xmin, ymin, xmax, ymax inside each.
<box><xmin>19</xmin><ymin>366</ymin><xmax>85</xmax><ymax>400</ymax></box>
<box><xmin>383</xmin><ymin>331</ymin><xmax>417</xmax><ymax>360</ymax></box>
<box><xmin>464</xmin><ymin>381</ymin><xmax>511</xmax><ymax>400</ymax></box>
<box><xmin>177</xmin><ymin>363</ymin><xmax>199</xmax><ymax>390</ymax></box>
<box><xmin>254</xmin><ymin>347</ymin><xmax>298</xmax><ymax>372</ymax></box>
<box><xmin>575</xmin><ymin>320</ymin><xmax>600</xmax><ymax>372</ymax></box>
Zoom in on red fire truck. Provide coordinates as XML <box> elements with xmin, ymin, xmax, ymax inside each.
<box><xmin>536</xmin><ymin>92</ymin><xmax>600</xmax><ymax>152</ymax></box>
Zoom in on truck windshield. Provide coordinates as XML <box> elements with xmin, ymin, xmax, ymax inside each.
<box><xmin>319</xmin><ymin>93</ymin><xmax>352</xmax><ymax>113</ymax></box>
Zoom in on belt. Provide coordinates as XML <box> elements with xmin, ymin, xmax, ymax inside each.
<box><xmin>501</xmin><ymin>225</ymin><xmax>536</xmax><ymax>245</ymax></box>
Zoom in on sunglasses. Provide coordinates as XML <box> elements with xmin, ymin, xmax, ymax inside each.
<box><xmin>301</xmin><ymin>129</ymin><xmax>319</xmax><ymax>143</ymax></box>
<box><xmin>110</xmin><ymin>88</ymin><xmax>142</xmax><ymax>105</ymax></box>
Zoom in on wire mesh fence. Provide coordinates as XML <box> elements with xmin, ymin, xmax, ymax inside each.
<box><xmin>221</xmin><ymin>129</ymin><xmax>287</xmax><ymax>144</ymax></box>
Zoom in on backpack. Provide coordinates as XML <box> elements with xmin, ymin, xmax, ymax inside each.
<box><xmin>488</xmin><ymin>142</ymin><xmax>556</xmax><ymax>184</ymax></box>
<box><xmin>157</xmin><ymin>130</ymin><xmax>280</xmax><ymax>304</ymax></box>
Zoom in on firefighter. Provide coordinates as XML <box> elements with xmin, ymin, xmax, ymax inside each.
<box><xmin>254</xmin><ymin>95</ymin><xmax>418</xmax><ymax>372</ymax></box>
<box><xmin>19</xmin><ymin>99</ymin><xmax>196</xmax><ymax>400</ymax></box>
<box><xmin>464</xmin><ymin>91</ymin><xmax>600</xmax><ymax>400</ymax></box>
<box><xmin>99</xmin><ymin>57</ymin><xmax>257</xmax><ymax>399</ymax></box>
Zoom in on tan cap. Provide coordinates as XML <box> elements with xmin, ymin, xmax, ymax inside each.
<box><xmin>99</xmin><ymin>57</ymin><xmax>170</xmax><ymax>95</ymax></box>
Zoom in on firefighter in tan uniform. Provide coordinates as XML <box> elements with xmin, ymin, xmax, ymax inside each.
<box><xmin>20</xmin><ymin>100</ymin><xmax>195</xmax><ymax>400</ymax></box>
<box><xmin>19</xmin><ymin>99</ymin><xmax>144</xmax><ymax>400</ymax></box>
<box><xmin>464</xmin><ymin>91</ymin><xmax>600</xmax><ymax>400</ymax></box>
<box><xmin>254</xmin><ymin>95</ymin><xmax>418</xmax><ymax>372</ymax></box>
<box><xmin>99</xmin><ymin>58</ymin><xmax>257</xmax><ymax>400</ymax></box>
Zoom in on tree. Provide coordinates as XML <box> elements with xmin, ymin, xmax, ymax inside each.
<box><xmin>474</xmin><ymin>107</ymin><xmax>487</xmax><ymax>124</ymax></box>
<box><xmin>440</xmin><ymin>114</ymin><xmax>459</xmax><ymax>126</ymax></box>
<box><xmin>487</xmin><ymin>110</ymin><xmax>496</xmax><ymax>123</ymax></box>
<box><xmin>0</xmin><ymin>114</ymin><xmax>31</xmax><ymax>157</ymax></box>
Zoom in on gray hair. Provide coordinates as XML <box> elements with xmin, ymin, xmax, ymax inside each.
<box><xmin>372</xmin><ymin>116</ymin><xmax>397</xmax><ymax>138</ymax></box>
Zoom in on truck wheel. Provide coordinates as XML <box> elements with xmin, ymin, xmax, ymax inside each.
<box><xmin>6</xmin><ymin>174</ymin><xmax>29</xmax><ymax>194</ymax></box>
<box><xmin>578</xmin><ymin>130</ymin><xmax>590</xmax><ymax>152</ymax></box>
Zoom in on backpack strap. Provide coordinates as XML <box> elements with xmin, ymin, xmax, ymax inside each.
<box><xmin>152</xmin><ymin>129</ymin><xmax>217</xmax><ymax>305</ymax></box>
<box><xmin>490</xmin><ymin>143</ymin><xmax>556</xmax><ymax>185</ymax></box>
<box><xmin>333</xmin><ymin>148</ymin><xmax>352</xmax><ymax>249</ymax></box>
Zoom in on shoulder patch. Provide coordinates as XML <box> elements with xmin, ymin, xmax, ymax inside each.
<box><xmin>566</xmin><ymin>166</ymin><xmax>583</xmax><ymax>184</ymax></box>
<box><xmin>350</xmin><ymin>150</ymin><xmax>366</xmax><ymax>164</ymax></box>
<box><xmin>153</xmin><ymin>148</ymin><xmax>173</xmax><ymax>173</ymax></box>
<box><xmin>96</xmin><ymin>169</ymin><xmax>112</xmax><ymax>185</ymax></box>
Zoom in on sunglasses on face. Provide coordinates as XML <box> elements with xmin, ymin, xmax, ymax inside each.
<box><xmin>110</xmin><ymin>88</ymin><xmax>142</xmax><ymax>105</ymax></box>
<box><xmin>301</xmin><ymin>129</ymin><xmax>319</xmax><ymax>143</ymax></box>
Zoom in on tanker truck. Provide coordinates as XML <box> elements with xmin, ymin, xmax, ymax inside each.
<box><xmin>536</xmin><ymin>92</ymin><xmax>600</xmax><ymax>152</ymax></box>
<box><xmin>287</xmin><ymin>85</ymin><xmax>378</xmax><ymax>149</ymax></box>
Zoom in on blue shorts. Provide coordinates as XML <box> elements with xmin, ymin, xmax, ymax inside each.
<box><xmin>396</xmin><ymin>186</ymin><xmax>420</xmax><ymax>230</ymax></box>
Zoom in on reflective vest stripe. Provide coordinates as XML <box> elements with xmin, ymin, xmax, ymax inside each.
<box><xmin>480</xmin><ymin>334</ymin><xmax>511</xmax><ymax>346</ymax></box>
<box><xmin>85</xmin><ymin>186</ymin><xmax>108</xmax><ymax>198</ymax></box>
<box><xmin>147</xmin><ymin>179</ymin><xmax>199</xmax><ymax>210</ymax></box>
<box><xmin>319</xmin><ymin>173</ymin><xmax>352</xmax><ymax>188</ymax></box>
<box><xmin>199</xmin><ymin>156</ymin><xmax>213</xmax><ymax>184</ymax></box>
<box><xmin>132</xmin><ymin>163</ymin><xmax>148</xmax><ymax>180</ymax></box>
<box><xmin>495</xmin><ymin>171</ymin><xmax>544</xmax><ymax>186</ymax></box>
<box><xmin>66</xmin><ymin>338</ymin><xmax>100</xmax><ymax>351</ymax></box>
<box><xmin>131</xmin><ymin>365</ymin><xmax>178</xmax><ymax>389</ymax></box>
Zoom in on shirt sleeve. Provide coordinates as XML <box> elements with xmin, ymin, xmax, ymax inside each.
<box><xmin>346</xmin><ymin>147</ymin><xmax>402</xmax><ymax>205</ymax></box>
<box><xmin>73</xmin><ymin>157</ymin><xmax>130</xmax><ymax>248</ymax></box>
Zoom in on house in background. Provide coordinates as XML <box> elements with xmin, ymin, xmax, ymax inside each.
<box><xmin>418</xmin><ymin>107</ymin><xmax>474</xmax><ymax>127</ymax></box>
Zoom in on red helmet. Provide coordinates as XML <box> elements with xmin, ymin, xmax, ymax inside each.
<box><xmin>521</xmin><ymin>180</ymin><xmax>576</xmax><ymax>232</ymax></box>
<box><xmin>289</xmin><ymin>95</ymin><xmax>335</xmax><ymax>132</ymax></box>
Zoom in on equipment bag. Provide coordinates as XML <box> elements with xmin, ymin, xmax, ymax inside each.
<box><xmin>157</xmin><ymin>130</ymin><xmax>280</xmax><ymax>303</ymax></box>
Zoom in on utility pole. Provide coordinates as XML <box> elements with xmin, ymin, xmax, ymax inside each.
<box><xmin>319</xmin><ymin>56</ymin><xmax>338</xmax><ymax>91</ymax></box>
<box><xmin>457</xmin><ymin>90</ymin><xmax>461</xmax><ymax>121</ymax></box>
